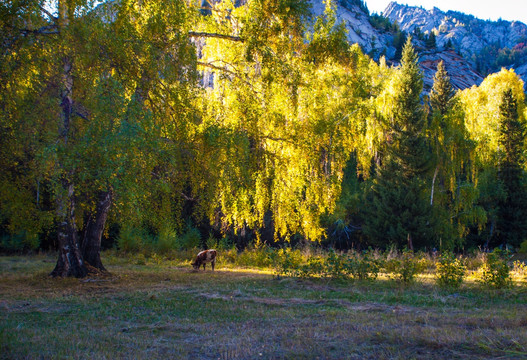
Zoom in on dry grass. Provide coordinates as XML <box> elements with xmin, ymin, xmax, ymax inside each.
<box><xmin>1</xmin><ymin>253</ymin><xmax>526</xmax><ymax>359</ymax></box>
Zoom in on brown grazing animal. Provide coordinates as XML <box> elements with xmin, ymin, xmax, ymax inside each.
<box><xmin>192</xmin><ymin>249</ymin><xmax>217</xmax><ymax>271</ymax></box>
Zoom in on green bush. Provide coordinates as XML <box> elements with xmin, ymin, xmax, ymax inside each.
<box><xmin>344</xmin><ymin>249</ymin><xmax>383</xmax><ymax>281</ymax></box>
<box><xmin>323</xmin><ymin>249</ymin><xmax>347</xmax><ymax>279</ymax></box>
<box><xmin>269</xmin><ymin>247</ymin><xmax>304</xmax><ymax>277</ymax></box>
<box><xmin>236</xmin><ymin>247</ymin><xmax>273</xmax><ymax>268</ymax></box>
<box><xmin>177</xmin><ymin>225</ymin><xmax>201</xmax><ymax>250</ymax></box>
<box><xmin>519</xmin><ymin>240</ymin><xmax>527</xmax><ymax>254</ymax></box>
<box><xmin>478</xmin><ymin>249</ymin><xmax>512</xmax><ymax>289</ymax></box>
<box><xmin>0</xmin><ymin>231</ymin><xmax>39</xmax><ymax>252</ymax></box>
<box><xmin>156</xmin><ymin>225</ymin><xmax>178</xmax><ymax>253</ymax></box>
<box><xmin>384</xmin><ymin>249</ymin><xmax>426</xmax><ymax>284</ymax></box>
<box><xmin>117</xmin><ymin>226</ymin><xmax>148</xmax><ymax>253</ymax></box>
<box><xmin>295</xmin><ymin>256</ymin><xmax>325</xmax><ymax>278</ymax></box>
<box><xmin>435</xmin><ymin>251</ymin><xmax>466</xmax><ymax>288</ymax></box>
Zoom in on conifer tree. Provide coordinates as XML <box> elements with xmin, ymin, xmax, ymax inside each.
<box><xmin>426</xmin><ymin>32</ymin><xmax>436</xmax><ymax>49</ymax></box>
<box><xmin>364</xmin><ymin>37</ymin><xmax>434</xmax><ymax>250</ymax></box>
<box><xmin>497</xmin><ymin>89</ymin><xmax>527</xmax><ymax>247</ymax></box>
<box><xmin>430</xmin><ymin>61</ymin><xmax>454</xmax><ymax>116</ymax></box>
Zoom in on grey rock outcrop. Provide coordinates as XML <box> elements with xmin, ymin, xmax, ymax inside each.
<box><xmin>310</xmin><ymin>0</ymin><xmax>396</xmax><ymax>59</ymax></box>
<box><xmin>418</xmin><ymin>50</ymin><xmax>483</xmax><ymax>91</ymax></box>
<box><xmin>382</xmin><ymin>1</ymin><xmax>527</xmax><ymax>75</ymax></box>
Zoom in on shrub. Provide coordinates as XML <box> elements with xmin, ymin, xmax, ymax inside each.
<box><xmin>206</xmin><ymin>233</ymin><xmax>218</xmax><ymax>250</ymax></box>
<box><xmin>117</xmin><ymin>226</ymin><xmax>147</xmax><ymax>253</ymax></box>
<box><xmin>295</xmin><ymin>256</ymin><xmax>325</xmax><ymax>278</ymax></box>
<box><xmin>384</xmin><ymin>249</ymin><xmax>426</xmax><ymax>284</ymax></box>
<box><xmin>177</xmin><ymin>225</ymin><xmax>201</xmax><ymax>250</ymax></box>
<box><xmin>344</xmin><ymin>249</ymin><xmax>383</xmax><ymax>281</ymax></box>
<box><xmin>0</xmin><ymin>231</ymin><xmax>39</xmax><ymax>252</ymax></box>
<box><xmin>435</xmin><ymin>251</ymin><xmax>466</xmax><ymax>288</ymax></box>
<box><xmin>135</xmin><ymin>253</ymin><xmax>146</xmax><ymax>265</ymax></box>
<box><xmin>478</xmin><ymin>249</ymin><xmax>512</xmax><ymax>289</ymax></box>
<box><xmin>323</xmin><ymin>249</ymin><xmax>347</xmax><ymax>279</ymax></box>
<box><xmin>269</xmin><ymin>247</ymin><xmax>303</xmax><ymax>277</ymax></box>
<box><xmin>217</xmin><ymin>236</ymin><xmax>235</xmax><ymax>251</ymax></box>
<box><xmin>156</xmin><ymin>225</ymin><xmax>178</xmax><ymax>253</ymax></box>
<box><xmin>519</xmin><ymin>240</ymin><xmax>527</xmax><ymax>254</ymax></box>
<box><xmin>236</xmin><ymin>247</ymin><xmax>273</xmax><ymax>268</ymax></box>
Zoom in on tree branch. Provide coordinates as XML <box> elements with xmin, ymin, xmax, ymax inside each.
<box><xmin>39</xmin><ymin>5</ymin><xmax>58</xmax><ymax>23</ymax></box>
<box><xmin>188</xmin><ymin>31</ymin><xmax>243</xmax><ymax>42</ymax></box>
<box><xmin>19</xmin><ymin>25</ymin><xmax>59</xmax><ymax>36</ymax></box>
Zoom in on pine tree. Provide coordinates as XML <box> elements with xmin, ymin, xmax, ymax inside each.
<box><xmin>426</xmin><ymin>32</ymin><xmax>436</xmax><ymax>49</ymax></box>
<box><xmin>430</xmin><ymin>61</ymin><xmax>454</xmax><ymax>116</ymax></box>
<box><xmin>497</xmin><ymin>89</ymin><xmax>527</xmax><ymax>247</ymax></box>
<box><xmin>364</xmin><ymin>37</ymin><xmax>435</xmax><ymax>250</ymax></box>
<box><xmin>391</xmin><ymin>37</ymin><xmax>433</xmax><ymax>179</ymax></box>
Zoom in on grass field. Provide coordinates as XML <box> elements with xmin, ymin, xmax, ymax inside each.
<box><xmin>1</xmin><ymin>253</ymin><xmax>526</xmax><ymax>359</ymax></box>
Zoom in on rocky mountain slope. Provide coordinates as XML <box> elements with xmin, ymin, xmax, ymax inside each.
<box><xmin>310</xmin><ymin>0</ymin><xmax>396</xmax><ymax>58</ymax></box>
<box><xmin>381</xmin><ymin>1</ymin><xmax>527</xmax><ymax>88</ymax></box>
<box><xmin>383</xmin><ymin>2</ymin><xmax>527</xmax><ymax>60</ymax></box>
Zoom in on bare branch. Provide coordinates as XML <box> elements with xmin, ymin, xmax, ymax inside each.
<box><xmin>39</xmin><ymin>5</ymin><xmax>58</xmax><ymax>23</ymax></box>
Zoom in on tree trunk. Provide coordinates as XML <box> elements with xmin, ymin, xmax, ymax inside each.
<box><xmin>430</xmin><ymin>164</ymin><xmax>439</xmax><ymax>206</ymax></box>
<box><xmin>82</xmin><ymin>189</ymin><xmax>112</xmax><ymax>271</ymax></box>
<box><xmin>407</xmin><ymin>233</ymin><xmax>414</xmax><ymax>251</ymax></box>
<box><xmin>51</xmin><ymin>4</ymin><xmax>87</xmax><ymax>277</ymax></box>
<box><xmin>50</xmin><ymin>179</ymin><xmax>87</xmax><ymax>278</ymax></box>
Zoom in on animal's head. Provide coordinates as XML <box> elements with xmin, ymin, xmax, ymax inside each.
<box><xmin>191</xmin><ymin>260</ymin><xmax>200</xmax><ymax>270</ymax></box>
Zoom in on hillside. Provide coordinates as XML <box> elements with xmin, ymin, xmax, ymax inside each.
<box><xmin>382</xmin><ymin>1</ymin><xmax>527</xmax><ymax>88</ymax></box>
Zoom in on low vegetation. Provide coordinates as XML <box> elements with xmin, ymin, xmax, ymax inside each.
<box><xmin>1</xmin><ymin>250</ymin><xmax>526</xmax><ymax>359</ymax></box>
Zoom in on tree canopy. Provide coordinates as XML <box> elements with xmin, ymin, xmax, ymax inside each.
<box><xmin>1</xmin><ymin>0</ymin><xmax>527</xmax><ymax>276</ymax></box>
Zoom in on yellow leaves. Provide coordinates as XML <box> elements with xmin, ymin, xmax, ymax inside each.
<box><xmin>460</xmin><ymin>68</ymin><xmax>526</xmax><ymax>166</ymax></box>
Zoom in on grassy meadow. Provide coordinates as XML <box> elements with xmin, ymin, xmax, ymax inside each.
<box><xmin>1</xmin><ymin>252</ymin><xmax>527</xmax><ymax>359</ymax></box>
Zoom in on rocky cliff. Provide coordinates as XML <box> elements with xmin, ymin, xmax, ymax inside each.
<box><xmin>310</xmin><ymin>0</ymin><xmax>396</xmax><ymax>58</ymax></box>
<box><xmin>383</xmin><ymin>1</ymin><xmax>527</xmax><ymax>59</ymax></box>
<box><xmin>381</xmin><ymin>1</ymin><xmax>527</xmax><ymax>88</ymax></box>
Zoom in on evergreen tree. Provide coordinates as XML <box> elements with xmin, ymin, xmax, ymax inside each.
<box><xmin>425</xmin><ymin>32</ymin><xmax>436</xmax><ymax>49</ymax></box>
<box><xmin>497</xmin><ymin>89</ymin><xmax>527</xmax><ymax>247</ymax></box>
<box><xmin>364</xmin><ymin>37</ymin><xmax>435</xmax><ymax>250</ymax></box>
<box><xmin>430</xmin><ymin>61</ymin><xmax>454</xmax><ymax>116</ymax></box>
